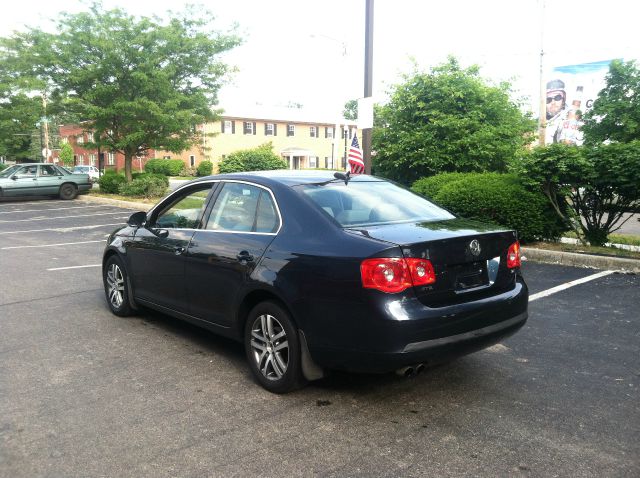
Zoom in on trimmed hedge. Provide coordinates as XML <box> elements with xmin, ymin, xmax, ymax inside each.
<box><xmin>412</xmin><ymin>172</ymin><xmax>566</xmax><ymax>242</ymax></box>
<box><xmin>98</xmin><ymin>170</ymin><xmax>126</xmax><ymax>194</ymax></box>
<box><xmin>412</xmin><ymin>172</ymin><xmax>474</xmax><ymax>199</ymax></box>
<box><xmin>119</xmin><ymin>174</ymin><xmax>168</xmax><ymax>198</ymax></box>
<box><xmin>197</xmin><ymin>160</ymin><xmax>213</xmax><ymax>176</ymax></box>
<box><xmin>144</xmin><ymin>158</ymin><xmax>184</xmax><ymax>176</ymax></box>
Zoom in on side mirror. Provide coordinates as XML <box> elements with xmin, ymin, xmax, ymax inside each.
<box><xmin>11</xmin><ymin>175</ymin><xmax>18</xmax><ymax>180</ymax></box>
<box><xmin>127</xmin><ymin>211</ymin><xmax>147</xmax><ymax>227</ymax></box>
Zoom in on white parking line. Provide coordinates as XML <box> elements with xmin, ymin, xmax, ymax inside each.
<box><xmin>1</xmin><ymin>240</ymin><xmax>105</xmax><ymax>250</ymax></box>
<box><xmin>47</xmin><ymin>264</ymin><xmax>101</xmax><ymax>271</ymax></box>
<box><xmin>0</xmin><ymin>212</ymin><xmax>129</xmax><ymax>222</ymax></box>
<box><xmin>529</xmin><ymin>270</ymin><xmax>615</xmax><ymax>302</ymax></box>
<box><xmin>0</xmin><ymin>223</ymin><xmax>123</xmax><ymax>235</ymax></box>
<box><xmin>0</xmin><ymin>205</ymin><xmax>114</xmax><ymax>214</ymax></box>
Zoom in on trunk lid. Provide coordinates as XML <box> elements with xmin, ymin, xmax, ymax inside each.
<box><xmin>347</xmin><ymin>218</ymin><xmax>519</xmax><ymax>306</ymax></box>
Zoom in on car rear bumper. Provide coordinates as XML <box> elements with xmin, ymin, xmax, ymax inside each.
<box><xmin>304</xmin><ymin>276</ymin><xmax>529</xmax><ymax>373</ymax></box>
<box><xmin>309</xmin><ymin>311</ymin><xmax>527</xmax><ymax>373</ymax></box>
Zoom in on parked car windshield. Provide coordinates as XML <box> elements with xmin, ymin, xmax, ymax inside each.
<box><xmin>0</xmin><ymin>165</ymin><xmax>20</xmax><ymax>178</ymax></box>
<box><xmin>296</xmin><ymin>180</ymin><xmax>455</xmax><ymax>227</ymax></box>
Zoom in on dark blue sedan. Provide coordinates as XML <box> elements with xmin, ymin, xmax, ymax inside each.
<box><xmin>102</xmin><ymin>171</ymin><xmax>528</xmax><ymax>393</ymax></box>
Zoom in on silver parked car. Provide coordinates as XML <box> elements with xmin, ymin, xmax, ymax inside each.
<box><xmin>0</xmin><ymin>163</ymin><xmax>92</xmax><ymax>200</ymax></box>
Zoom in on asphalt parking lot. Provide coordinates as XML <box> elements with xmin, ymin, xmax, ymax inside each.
<box><xmin>0</xmin><ymin>198</ymin><xmax>638</xmax><ymax>477</ymax></box>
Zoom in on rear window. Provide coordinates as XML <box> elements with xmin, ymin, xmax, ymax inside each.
<box><xmin>296</xmin><ymin>181</ymin><xmax>454</xmax><ymax>227</ymax></box>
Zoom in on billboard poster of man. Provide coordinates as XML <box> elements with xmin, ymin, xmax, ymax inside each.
<box><xmin>545</xmin><ymin>60</ymin><xmax>612</xmax><ymax>145</ymax></box>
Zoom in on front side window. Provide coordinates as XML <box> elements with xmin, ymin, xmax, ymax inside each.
<box><xmin>154</xmin><ymin>186</ymin><xmax>213</xmax><ymax>229</ymax></box>
<box><xmin>205</xmin><ymin>182</ymin><xmax>279</xmax><ymax>233</ymax></box>
<box><xmin>15</xmin><ymin>165</ymin><xmax>37</xmax><ymax>177</ymax></box>
<box><xmin>296</xmin><ymin>181</ymin><xmax>454</xmax><ymax>227</ymax></box>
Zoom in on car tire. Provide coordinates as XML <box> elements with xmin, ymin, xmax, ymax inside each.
<box><xmin>59</xmin><ymin>183</ymin><xmax>77</xmax><ymax>200</ymax></box>
<box><xmin>103</xmin><ymin>255</ymin><xmax>133</xmax><ymax>317</ymax></box>
<box><xmin>244</xmin><ymin>301</ymin><xmax>306</xmax><ymax>393</ymax></box>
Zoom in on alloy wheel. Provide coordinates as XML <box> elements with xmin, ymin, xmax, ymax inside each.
<box><xmin>250</xmin><ymin>314</ymin><xmax>289</xmax><ymax>380</ymax></box>
<box><xmin>106</xmin><ymin>263</ymin><xmax>125</xmax><ymax>309</ymax></box>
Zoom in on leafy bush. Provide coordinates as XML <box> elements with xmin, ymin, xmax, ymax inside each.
<box><xmin>98</xmin><ymin>170</ymin><xmax>127</xmax><ymax>194</ymax></box>
<box><xmin>0</xmin><ymin>164</ymin><xmax>8</xmax><ymax>172</ymax></box>
<box><xmin>219</xmin><ymin>143</ymin><xmax>287</xmax><ymax>173</ymax></box>
<box><xmin>119</xmin><ymin>174</ymin><xmax>168</xmax><ymax>198</ymax></box>
<box><xmin>144</xmin><ymin>158</ymin><xmax>184</xmax><ymax>176</ymax></box>
<box><xmin>416</xmin><ymin>172</ymin><xmax>566</xmax><ymax>242</ymax></box>
<box><xmin>412</xmin><ymin>172</ymin><xmax>474</xmax><ymax>199</ymax></box>
<box><xmin>197</xmin><ymin>160</ymin><xmax>213</xmax><ymax>176</ymax></box>
<box><xmin>132</xmin><ymin>172</ymin><xmax>169</xmax><ymax>186</ymax></box>
<box><xmin>180</xmin><ymin>167</ymin><xmax>197</xmax><ymax>177</ymax></box>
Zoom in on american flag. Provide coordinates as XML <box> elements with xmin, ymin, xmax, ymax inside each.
<box><xmin>347</xmin><ymin>133</ymin><xmax>365</xmax><ymax>174</ymax></box>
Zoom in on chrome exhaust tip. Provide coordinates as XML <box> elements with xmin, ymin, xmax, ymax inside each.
<box><xmin>396</xmin><ymin>366</ymin><xmax>415</xmax><ymax>377</ymax></box>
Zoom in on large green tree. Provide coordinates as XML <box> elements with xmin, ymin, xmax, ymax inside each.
<box><xmin>582</xmin><ymin>59</ymin><xmax>640</xmax><ymax>144</ymax></box>
<box><xmin>515</xmin><ymin>143</ymin><xmax>640</xmax><ymax>246</ymax></box>
<box><xmin>372</xmin><ymin>57</ymin><xmax>535</xmax><ymax>185</ymax></box>
<box><xmin>0</xmin><ymin>2</ymin><xmax>240</xmax><ymax>180</ymax></box>
<box><xmin>0</xmin><ymin>94</ymin><xmax>41</xmax><ymax>160</ymax></box>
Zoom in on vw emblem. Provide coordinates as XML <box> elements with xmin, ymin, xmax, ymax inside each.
<box><xmin>469</xmin><ymin>239</ymin><xmax>481</xmax><ymax>256</ymax></box>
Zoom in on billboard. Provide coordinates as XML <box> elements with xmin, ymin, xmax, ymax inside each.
<box><xmin>544</xmin><ymin>60</ymin><xmax>613</xmax><ymax>145</ymax></box>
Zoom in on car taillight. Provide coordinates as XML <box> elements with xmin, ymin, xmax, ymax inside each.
<box><xmin>507</xmin><ymin>241</ymin><xmax>521</xmax><ymax>269</ymax></box>
<box><xmin>361</xmin><ymin>257</ymin><xmax>435</xmax><ymax>294</ymax></box>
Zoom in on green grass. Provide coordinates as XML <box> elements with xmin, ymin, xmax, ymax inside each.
<box><xmin>87</xmin><ymin>189</ymin><xmax>165</xmax><ymax>203</ymax></box>
<box><xmin>527</xmin><ymin>241</ymin><xmax>640</xmax><ymax>260</ymax></box>
<box><xmin>564</xmin><ymin>231</ymin><xmax>640</xmax><ymax>246</ymax></box>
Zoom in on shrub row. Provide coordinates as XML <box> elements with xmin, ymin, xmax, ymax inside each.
<box><xmin>411</xmin><ymin>172</ymin><xmax>567</xmax><ymax>242</ymax></box>
<box><xmin>144</xmin><ymin>158</ymin><xmax>184</xmax><ymax>176</ymax></box>
<box><xmin>98</xmin><ymin>171</ymin><xmax>168</xmax><ymax>198</ymax></box>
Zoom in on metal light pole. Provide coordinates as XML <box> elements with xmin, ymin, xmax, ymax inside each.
<box><xmin>362</xmin><ymin>0</ymin><xmax>374</xmax><ymax>174</ymax></box>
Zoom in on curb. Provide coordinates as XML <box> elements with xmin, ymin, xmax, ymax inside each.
<box><xmin>79</xmin><ymin>195</ymin><xmax>640</xmax><ymax>274</ymax></box>
<box><xmin>81</xmin><ymin>194</ymin><xmax>153</xmax><ymax>211</ymax></box>
<box><xmin>522</xmin><ymin>247</ymin><xmax>639</xmax><ymax>273</ymax></box>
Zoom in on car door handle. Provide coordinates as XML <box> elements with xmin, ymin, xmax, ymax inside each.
<box><xmin>236</xmin><ymin>251</ymin><xmax>254</xmax><ymax>263</ymax></box>
<box><xmin>174</xmin><ymin>246</ymin><xmax>186</xmax><ymax>255</ymax></box>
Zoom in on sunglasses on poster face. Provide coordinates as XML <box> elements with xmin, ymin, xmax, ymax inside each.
<box><xmin>546</xmin><ymin>94</ymin><xmax>564</xmax><ymax>103</ymax></box>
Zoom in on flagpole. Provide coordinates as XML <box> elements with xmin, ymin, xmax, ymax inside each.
<box><xmin>362</xmin><ymin>0</ymin><xmax>374</xmax><ymax>174</ymax></box>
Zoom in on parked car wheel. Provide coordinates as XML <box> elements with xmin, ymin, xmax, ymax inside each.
<box><xmin>245</xmin><ymin>301</ymin><xmax>305</xmax><ymax>393</ymax></box>
<box><xmin>59</xmin><ymin>183</ymin><xmax>78</xmax><ymax>200</ymax></box>
<box><xmin>103</xmin><ymin>255</ymin><xmax>133</xmax><ymax>317</ymax></box>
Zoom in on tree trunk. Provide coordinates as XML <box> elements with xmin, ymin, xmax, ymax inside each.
<box><xmin>124</xmin><ymin>152</ymin><xmax>133</xmax><ymax>182</ymax></box>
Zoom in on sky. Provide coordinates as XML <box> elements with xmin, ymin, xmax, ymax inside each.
<box><xmin>2</xmin><ymin>0</ymin><xmax>639</xmax><ymax>119</ymax></box>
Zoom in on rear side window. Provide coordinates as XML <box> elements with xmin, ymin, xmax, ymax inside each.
<box><xmin>297</xmin><ymin>181</ymin><xmax>454</xmax><ymax>227</ymax></box>
<box><xmin>205</xmin><ymin>182</ymin><xmax>279</xmax><ymax>233</ymax></box>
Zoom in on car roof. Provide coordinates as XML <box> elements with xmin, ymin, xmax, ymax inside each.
<box><xmin>197</xmin><ymin>170</ymin><xmax>386</xmax><ymax>187</ymax></box>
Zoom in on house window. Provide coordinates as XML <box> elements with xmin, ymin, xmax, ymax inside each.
<box><xmin>108</xmin><ymin>152</ymin><xmax>115</xmax><ymax>165</ymax></box>
<box><xmin>324</xmin><ymin>157</ymin><xmax>329</xmax><ymax>169</ymax></box>
<box><xmin>163</xmin><ymin>155</ymin><xmax>171</xmax><ymax>159</ymax></box>
<box><xmin>77</xmin><ymin>135</ymin><xmax>84</xmax><ymax>144</ymax></box>
<box><xmin>310</xmin><ymin>126</ymin><xmax>318</xmax><ymax>138</ymax></box>
<box><xmin>190</xmin><ymin>155</ymin><xmax>195</xmax><ymax>167</ymax></box>
<box><xmin>325</xmin><ymin>127</ymin><xmax>334</xmax><ymax>139</ymax></box>
<box><xmin>77</xmin><ymin>154</ymin><xmax>84</xmax><ymax>164</ymax></box>
<box><xmin>309</xmin><ymin>156</ymin><xmax>317</xmax><ymax>168</ymax></box>
<box><xmin>287</xmin><ymin>124</ymin><xmax>295</xmax><ymax>137</ymax></box>
<box><xmin>342</xmin><ymin>128</ymin><xmax>349</xmax><ymax>139</ymax></box>
<box><xmin>90</xmin><ymin>154</ymin><xmax>96</xmax><ymax>165</ymax></box>
<box><xmin>265</xmin><ymin>123</ymin><xmax>276</xmax><ymax>136</ymax></box>
<box><xmin>61</xmin><ymin>137</ymin><xmax>68</xmax><ymax>144</ymax></box>
<box><xmin>243</xmin><ymin>122</ymin><xmax>255</xmax><ymax>135</ymax></box>
<box><xmin>223</xmin><ymin>120</ymin><xmax>234</xmax><ymax>133</ymax></box>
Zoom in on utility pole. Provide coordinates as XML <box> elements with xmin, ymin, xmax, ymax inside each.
<box><xmin>42</xmin><ymin>92</ymin><xmax>51</xmax><ymax>162</ymax></box>
<box><xmin>362</xmin><ymin>0</ymin><xmax>374</xmax><ymax>174</ymax></box>
<box><xmin>538</xmin><ymin>0</ymin><xmax>546</xmax><ymax>146</ymax></box>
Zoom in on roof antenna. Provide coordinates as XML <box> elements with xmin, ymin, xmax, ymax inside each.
<box><xmin>333</xmin><ymin>171</ymin><xmax>351</xmax><ymax>185</ymax></box>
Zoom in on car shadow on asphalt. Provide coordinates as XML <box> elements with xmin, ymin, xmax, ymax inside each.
<box><xmin>131</xmin><ymin>306</ymin><xmax>482</xmax><ymax>396</ymax></box>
